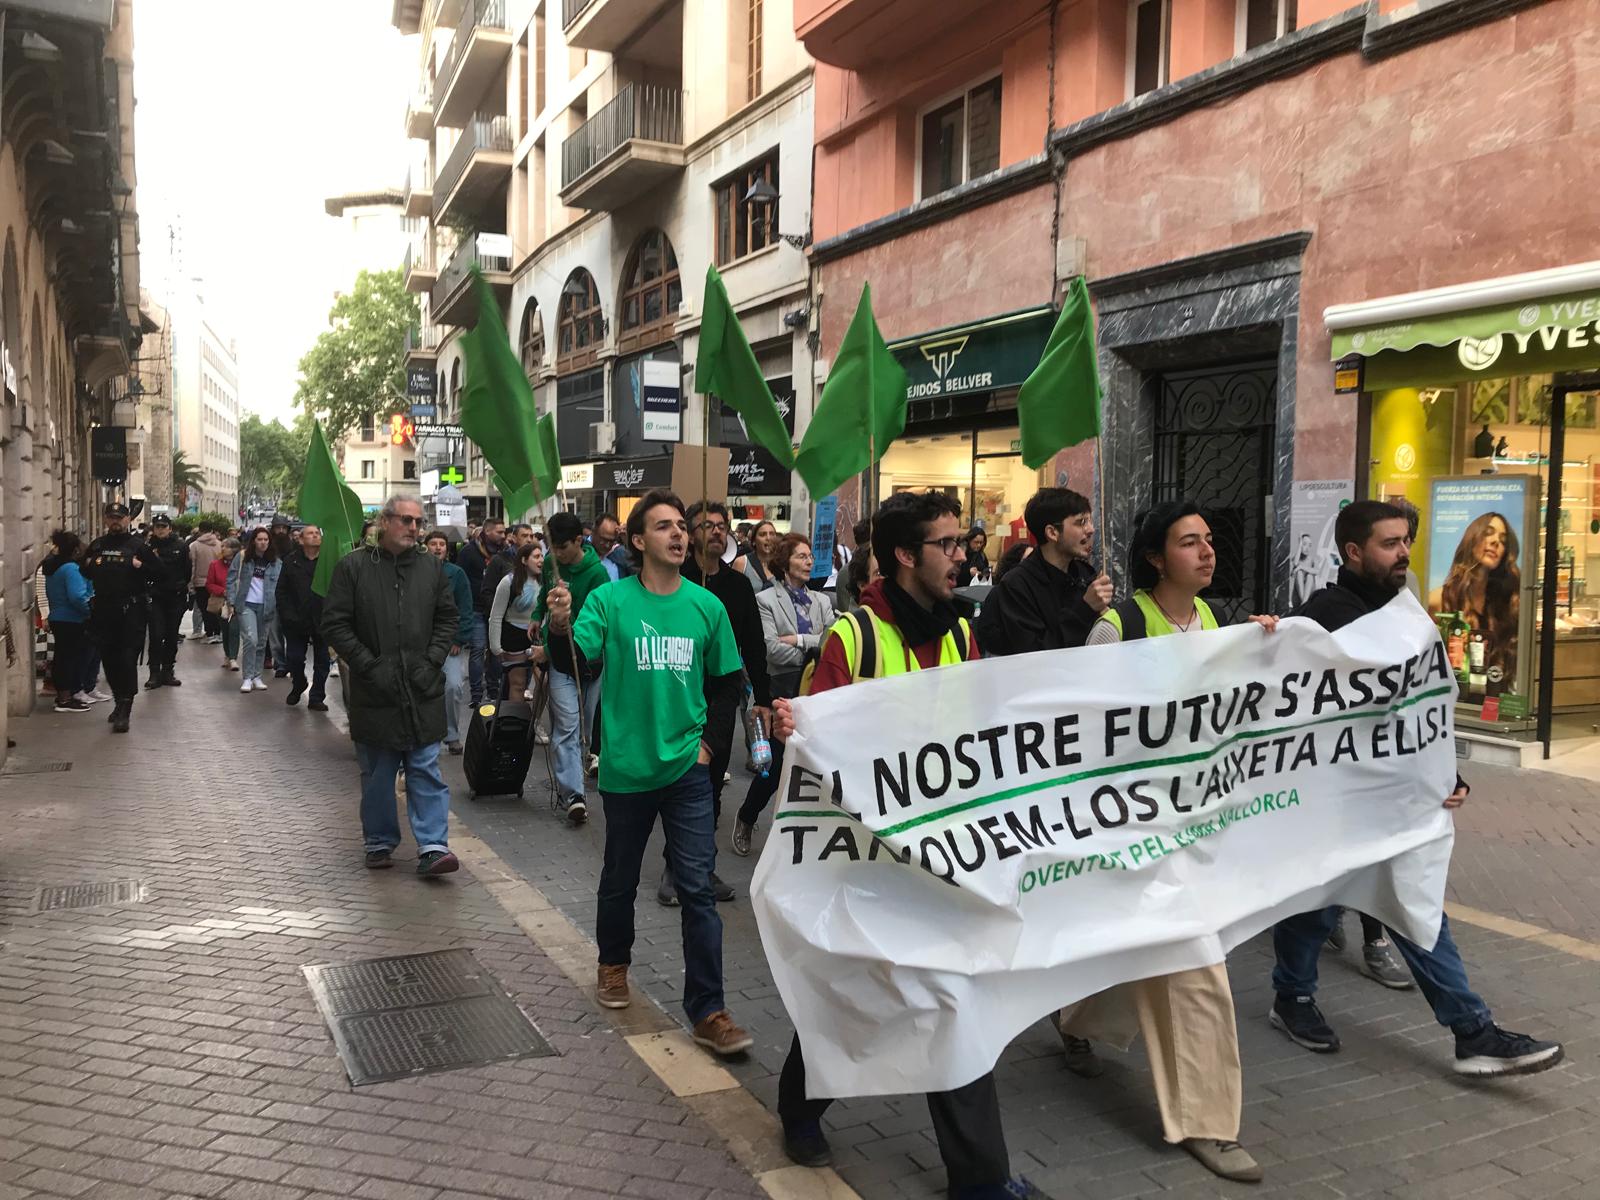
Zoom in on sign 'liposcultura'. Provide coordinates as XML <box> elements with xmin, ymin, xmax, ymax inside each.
<box><xmin>751</xmin><ymin>595</ymin><xmax>1458</xmax><ymax>1098</ymax></box>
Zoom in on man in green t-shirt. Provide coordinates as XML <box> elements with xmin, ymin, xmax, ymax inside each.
<box><xmin>547</xmin><ymin>489</ymin><xmax>753</xmax><ymax>1058</ymax></box>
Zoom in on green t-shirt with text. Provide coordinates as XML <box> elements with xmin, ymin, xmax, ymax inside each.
<box><xmin>572</xmin><ymin>575</ymin><xmax>742</xmax><ymax>793</ymax></box>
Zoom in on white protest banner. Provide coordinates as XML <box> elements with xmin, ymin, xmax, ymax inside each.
<box><xmin>750</xmin><ymin>595</ymin><xmax>1457</xmax><ymax>1098</ymax></box>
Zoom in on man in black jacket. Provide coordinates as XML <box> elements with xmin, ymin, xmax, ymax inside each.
<box><xmin>142</xmin><ymin>515</ymin><xmax>191</xmax><ymax>688</ymax></box>
<box><xmin>323</xmin><ymin>495</ymin><xmax>460</xmax><ymax>877</ymax></box>
<box><xmin>1269</xmin><ymin>499</ymin><xmax>1563</xmax><ymax>1078</ymax></box>
<box><xmin>456</xmin><ymin>518</ymin><xmax>508</xmax><ymax>705</ymax></box>
<box><xmin>277</xmin><ymin>524</ymin><xmax>330</xmax><ymax>710</ymax></box>
<box><xmin>975</xmin><ymin>487</ymin><xmax>1112</xmax><ymax>656</ymax></box>
<box><xmin>670</xmin><ymin>500</ymin><xmax>771</xmax><ymax>905</ymax></box>
<box><xmin>84</xmin><ymin>502</ymin><xmax>153</xmax><ymax>732</ymax></box>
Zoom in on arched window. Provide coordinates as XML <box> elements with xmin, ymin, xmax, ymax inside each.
<box><xmin>618</xmin><ymin>230</ymin><xmax>680</xmax><ymax>355</ymax></box>
<box><xmin>556</xmin><ymin>268</ymin><xmax>604</xmax><ymax>372</ymax></box>
<box><xmin>519</xmin><ymin>299</ymin><xmax>544</xmax><ymax>380</ymax></box>
<box><xmin>449</xmin><ymin>360</ymin><xmax>462</xmax><ymax>420</ymax></box>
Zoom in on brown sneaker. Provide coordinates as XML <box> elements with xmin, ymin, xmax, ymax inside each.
<box><xmin>691</xmin><ymin>1010</ymin><xmax>753</xmax><ymax>1057</ymax></box>
<box><xmin>597</xmin><ymin>963</ymin><xmax>630</xmax><ymax>1009</ymax></box>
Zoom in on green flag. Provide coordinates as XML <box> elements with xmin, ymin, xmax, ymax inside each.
<box><xmin>297</xmin><ymin>420</ymin><xmax>364</xmax><ymax>596</ymax></box>
<box><xmin>695</xmin><ymin>265</ymin><xmax>794</xmax><ymax>468</ymax></box>
<box><xmin>493</xmin><ymin>470</ymin><xmax>534</xmax><ymax>521</ymax></box>
<box><xmin>1017</xmin><ymin>276</ymin><xmax>1103</xmax><ymax>469</ymax></box>
<box><xmin>536</xmin><ymin>412</ymin><xmax>560</xmax><ymax>500</ymax></box>
<box><xmin>461</xmin><ymin>267</ymin><xmax>543</xmax><ymax>494</ymax></box>
<box><xmin>794</xmin><ymin>283</ymin><xmax>906</xmax><ymax>501</ymax></box>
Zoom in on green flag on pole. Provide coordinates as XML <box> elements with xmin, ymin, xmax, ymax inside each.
<box><xmin>461</xmin><ymin>267</ymin><xmax>543</xmax><ymax>494</ymax></box>
<box><xmin>536</xmin><ymin>412</ymin><xmax>560</xmax><ymax>500</ymax></box>
<box><xmin>794</xmin><ymin>283</ymin><xmax>906</xmax><ymax>501</ymax></box>
<box><xmin>1017</xmin><ymin>276</ymin><xmax>1103</xmax><ymax>469</ymax></box>
<box><xmin>297</xmin><ymin>420</ymin><xmax>365</xmax><ymax>596</ymax></box>
<box><xmin>493</xmin><ymin>470</ymin><xmax>535</xmax><ymax>521</ymax></box>
<box><xmin>695</xmin><ymin>264</ymin><xmax>794</xmax><ymax>468</ymax></box>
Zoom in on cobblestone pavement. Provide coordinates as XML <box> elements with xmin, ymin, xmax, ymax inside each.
<box><xmin>0</xmin><ymin>653</ymin><xmax>767</xmax><ymax>1200</ymax></box>
<box><xmin>4</xmin><ymin>641</ymin><xmax>1599</xmax><ymax>1200</ymax></box>
<box><xmin>451</xmin><ymin>720</ymin><xmax>1600</xmax><ymax>1200</ymax></box>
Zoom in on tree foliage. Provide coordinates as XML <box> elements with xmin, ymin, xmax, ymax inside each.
<box><xmin>171</xmin><ymin>449</ymin><xmax>206</xmax><ymax>507</ymax></box>
<box><xmin>294</xmin><ymin>268</ymin><xmax>418</xmax><ymax>442</ymax></box>
<box><xmin>239</xmin><ymin>411</ymin><xmax>312</xmax><ymax>508</ymax></box>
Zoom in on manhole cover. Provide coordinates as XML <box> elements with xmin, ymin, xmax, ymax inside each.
<box><xmin>1</xmin><ymin>760</ymin><xmax>71</xmax><ymax>776</ymax></box>
<box><xmin>304</xmin><ymin>949</ymin><xmax>554</xmax><ymax>1085</ymax></box>
<box><xmin>36</xmin><ymin>880</ymin><xmax>145</xmax><ymax>912</ymax></box>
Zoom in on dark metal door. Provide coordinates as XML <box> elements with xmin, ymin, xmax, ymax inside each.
<box><xmin>1152</xmin><ymin>361</ymin><xmax>1277</xmax><ymax>624</ymax></box>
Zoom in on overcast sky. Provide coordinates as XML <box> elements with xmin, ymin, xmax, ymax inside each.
<box><xmin>133</xmin><ymin>0</ymin><xmax>415</xmax><ymax>425</ymax></box>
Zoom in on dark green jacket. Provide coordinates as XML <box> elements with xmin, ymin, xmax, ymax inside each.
<box><xmin>322</xmin><ymin>543</ymin><xmax>457</xmax><ymax>750</ymax></box>
<box><xmin>532</xmin><ymin>544</ymin><xmax>611</xmax><ymax>631</ymax></box>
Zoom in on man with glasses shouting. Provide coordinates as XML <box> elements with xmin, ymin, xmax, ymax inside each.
<box><xmin>975</xmin><ymin>487</ymin><xmax>1113</xmax><ymax>656</ymax></box>
<box><xmin>324</xmin><ymin>494</ymin><xmax>462</xmax><ymax>877</ymax></box>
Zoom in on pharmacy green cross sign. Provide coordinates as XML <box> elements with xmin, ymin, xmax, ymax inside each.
<box><xmin>439</xmin><ymin>466</ymin><xmax>465</xmax><ymax>486</ymax></box>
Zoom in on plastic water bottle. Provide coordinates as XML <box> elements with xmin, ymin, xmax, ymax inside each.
<box><xmin>747</xmin><ymin>709</ymin><xmax>772</xmax><ymax>778</ymax></box>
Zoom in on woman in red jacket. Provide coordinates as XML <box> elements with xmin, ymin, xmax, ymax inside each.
<box><xmin>207</xmin><ymin>537</ymin><xmax>241</xmax><ymax>671</ymax></box>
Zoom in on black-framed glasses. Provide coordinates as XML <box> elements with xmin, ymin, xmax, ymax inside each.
<box><xmin>921</xmin><ymin>537</ymin><xmax>963</xmax><ymax>558</ymax></box>
<box><xmin>692</xmin><ymin>519</ymin><xmax>729</xmax><ymax>533</ymax></box>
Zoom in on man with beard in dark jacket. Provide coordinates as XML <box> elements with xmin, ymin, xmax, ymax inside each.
<box><xmin>142</xmin><ymin>515</ymin><xmax>191</xmax><ymax>688</ymax></box>
<box><xmin>1269</xmin><ymin>499</ymin><xmax>1564</xmax><ymax>1079</ymax></box>
<box><xmin>268</xmin><ymin>516</ymin><xmax>296</xmax><ymax>676</ymax></box>
<box><xmin>323</xmin><ymin>495</ymin><xmax>460</xmax><ymax>876</ymax></box>
<box><xmin>277</xmin><ymin>524</ymin><xmax>331</xmax><ymax>710</ymax></box>
<box><xmin>974</xmin><ymin>487</ymin><xmax>1112</xmax><ymax>655</ymax></box>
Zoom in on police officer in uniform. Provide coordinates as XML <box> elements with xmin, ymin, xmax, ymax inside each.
<box><xmin>143</xmin><ymin>513</ymin><xmax>191</xmax><ymax>689</ymax></box>
<box><xmin>84</xmin><ymin>502</ymin><xmax>153</xmax><ymax>732</ymax></box>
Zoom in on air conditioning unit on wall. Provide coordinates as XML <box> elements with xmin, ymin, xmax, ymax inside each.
<box><xmin>589</xmin><ymin>422</ymin><xmax>615</xmax><ymax>456</ymax></box>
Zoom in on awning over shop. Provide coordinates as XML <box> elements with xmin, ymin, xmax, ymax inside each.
<box><xmin>1326</xmin><ymin>261</ymin><xmax>1600</xmax><ymax>390</ymax></box>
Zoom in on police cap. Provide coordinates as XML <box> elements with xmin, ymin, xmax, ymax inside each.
<box><xmin>152</xmin><ymin>514</ymin><xmax>173</xmax><ymax>527</ymax></box>
<box><xmin>104</xmin><ymin>502</ymin><xmax>131</xmax><ymax>517</ymax></box>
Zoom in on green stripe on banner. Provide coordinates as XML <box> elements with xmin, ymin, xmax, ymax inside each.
<box><xmin>774</xmin><ymin>683</ymin><xmax>1458</xmax><ymax>837</ymax></box>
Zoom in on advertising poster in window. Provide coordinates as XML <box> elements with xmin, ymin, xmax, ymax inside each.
<box><xmin>641</xmin><ymin>359</ymin><xmax>681</xmax><ymax>442</ymax></box>
<box><xmin>1424</xmin><ymin>476</ymin><xmax>1536</xmax><ymax>719</ymax></box>
<box><xmin>1288</xmin><ymin>480</ymin><xmax>1353</xmax><ymax>607</ymax></box>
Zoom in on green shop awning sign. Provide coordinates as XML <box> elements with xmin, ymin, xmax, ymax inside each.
<box><xmin>1333</xmin><ymin>288</ymin><xmax>1600</xmax><ymax>390</ymax></box>
<box><xmin>888</xmin><ymin>307</ymin><xmax>1056</xmax><ymax>401</ymax></box>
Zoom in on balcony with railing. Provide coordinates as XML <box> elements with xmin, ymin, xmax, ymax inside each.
<box><xmin>559</xmin><ymin>84</ymin><xmax>686</xmax><ymax>211</ymax></box>
<box><xmin>404</xmin><ymin>324</ymin><xmax>441</xmax><ymax>362</ymax></box>
<box><xmin>433</xmin><ymin>0</ymin><xmax>513</xmax><ymax>127</ymax></box>
<box><xmin>403</xmin><ymin>163</ymin><xmax>432</xmax><ymax>220</ymax></box>
<box><xmin>432</xmin><ymin>235</ymin><xmax>513</xmax><ymax>328</ymax></box>
<box><xmin>405</xmin><ymin>90</ymin><xmax>434</xmax><ymax>139</ymax></box>
<box><xmin>562</xmin><ymin>0</ymin><xmax>671</xmax><ymax>53</ymax></box>
<box><xmin>433</xmin><ymin>115</ymin><xmax>513</xmax><ymax>224</ymax></box>
<box><xmin>403</xmin><ymin>242</ymin><xmax>437</xmax><ymax>295</ymax></box>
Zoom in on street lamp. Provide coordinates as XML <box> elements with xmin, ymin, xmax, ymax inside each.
<box><xmin>742</xmin><ymin>179</ymin><xmax>810</xmax><ymax>251</ymax></box>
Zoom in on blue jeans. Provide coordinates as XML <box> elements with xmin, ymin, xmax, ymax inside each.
<box><xmin>468</xmin><ymin>613</ymin><xmax>487</xmax><ymax>706</ymax></box>
<box><xmin>549</xmin><ymin>666</ymin><xmax>601</xmax><ymax>803</ymax></box>
<box><xmin>443</xmin><ymin>649</ymin><xmax>468</xmax><ymax>744</ymax></box>
<box><xmin>355</xmin><ymin>741</ymin><xmax>451</xmax><ymax>855</ymax></box>
<box><xmin>285</xmin><ymin>631</ymin><xmax>330</xmax><ymax>702</ymax></box>
<box><xmin>239</xmin><ymin>603</ymin><xmax>273</xmax><ymax>680</ymax></box>
<box><xmin>1273</xmin><ymin>907</ymin><xmax>1492</xmax><ymax>1034</ymax></box>
<box><xmin>598</xmin><ymin>763</ymin><xmax>724</xmax><ymax>1024</ymax></box>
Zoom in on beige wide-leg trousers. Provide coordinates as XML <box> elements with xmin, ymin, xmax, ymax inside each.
<box><xmin>1056</xmin><ymin>962</ymin><xmax>1243</xmax><ymax>1144</ymax></box>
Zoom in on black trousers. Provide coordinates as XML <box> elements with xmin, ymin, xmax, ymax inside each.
<box><xmin>146</xmin><ymin>592</ymin><xmax>185</xmax><ymax>675</ymax></box>
<box><xmin>284</xmin><ymin>630</ymin><xmax>331</xmax><ymax>702</ymax></box>
<box><xmin>93</xmin><ymin>608</ymin><xmax>146</xmax><ymax>702</ymax></box>
<box><xmin>778</xmin><ymin>1034</ymin><xmax>1010</xmax><ymax>1193</ymax></box>
<box><xmin>49</xmin><ymin>620</ymin><xmax>86</xmax><ymax>699</ymax></box>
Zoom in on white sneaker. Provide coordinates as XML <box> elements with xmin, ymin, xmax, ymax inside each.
<box><xmin>252</xmin><ymin>677</ymin><xmax>268</xmax><ymax>691</ymax></box>
<box><xmin>186</xmin><ymin>631</ymin><xmax>206</xmax><ymax>640</ymax></box>
<box><xmin>240</xmin><ymin>678</ymin><xmax>253</xmax><ymax>693</ymax></box>
<box><xmin>206</xmin><ymin>635</ymin><xmax>223</xmax><ymax>644</ymax></box>
<box><xmin>89</xmin><ymin>689</ymin><xmax>112</xmax><ymax>702</ymax></box>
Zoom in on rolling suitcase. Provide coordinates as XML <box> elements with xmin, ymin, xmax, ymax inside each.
<box><xmin>463</xmin><ymin>675</ymin><xmax>536</xmax><ymax>799</ymax></box>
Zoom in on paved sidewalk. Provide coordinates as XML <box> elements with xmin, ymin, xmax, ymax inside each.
<box><xmin>0</xmin><ymin>662</ymin><xmax>768</xmax><ymax>1200</ymax></box>
<box><xmin>452</xmin><ymin>725</ymin><xmax>1600</xmax><ymax>1200</ymax></box>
